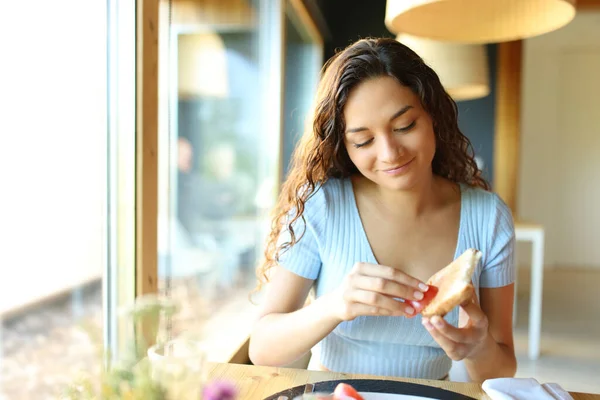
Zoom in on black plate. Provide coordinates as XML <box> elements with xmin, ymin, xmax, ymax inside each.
<box><xmin>264</xmin><ymin>379</ymin><xmax>476</xmax><ymax>400</ymax></box>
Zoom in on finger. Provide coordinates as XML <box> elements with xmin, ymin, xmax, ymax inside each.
<box><xmin>351</xmin><ymin>274</ymin><xmax>425</xmax><ymax>301</ymax></box>
<box><xmin>349</xmin><ymin>289</ymin><xmax>416</xmax><ymax>317</ymax></box>
<box><xmin>427</xmin><ymin>316</ymin><xmax>471</xmax><ymax>343</ymax></box>
<box><xmin>422</xmin><ymin>318</ymin><xmax>465</xmax><ymax>360</ymax></box>
<box><xmin>460</xmin><ymin>301</ymin><xmax>489</xmax><ymax>330</ymax></box>
<box><xmin>348</xmin><ymin>303</ymin><xmax>398</xmax><ymax>318</ymax></box>
<box><xmin>354</xmin><ymin>262</ymin><xmax>429</xmax><ymax>292</ymax></box>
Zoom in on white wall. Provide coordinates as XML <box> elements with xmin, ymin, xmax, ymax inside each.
<box><xmin>519</xmin><ymin>12</ymin><xmax>600</xmax><ymax>269</ymax></box>
<box><xmin>0</xmin><ymin>1</ymin><xmax>107</xmax><ymax>314</ymax></box>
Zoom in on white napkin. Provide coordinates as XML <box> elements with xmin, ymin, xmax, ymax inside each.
<box><xmin>482</xmin><ymin>377</ymin><xmax>574</xmax><ymax>400</ymax></box>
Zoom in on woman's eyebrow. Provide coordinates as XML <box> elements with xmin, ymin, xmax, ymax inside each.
<box><xmin>345</xmin><ymin>105</ymin><xmax>414</xmax><ymax>135</ymax></box>
<box><xmin>388</xmin><ymin>105</ymin><xmax>413</xmax><ymax>121</ymax></box>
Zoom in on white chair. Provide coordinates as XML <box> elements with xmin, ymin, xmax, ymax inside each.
<box><xmin>514</xmin><ymin>220</ymin><xmax>545</xmax><ymax>360</ymax></box>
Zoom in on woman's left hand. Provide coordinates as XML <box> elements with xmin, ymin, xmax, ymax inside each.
<box><xmin>421</xmin><ymin>295</ymin><xmax>490</xmax><ymax>361</ymax></box>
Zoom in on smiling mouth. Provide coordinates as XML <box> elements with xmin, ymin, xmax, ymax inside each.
<box><xmin>382</xmin><ymin>158</ymin><xmax>414</xmax><ymax>172</ymax></box>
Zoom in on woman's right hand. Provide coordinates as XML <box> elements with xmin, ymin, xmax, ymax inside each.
<box><xmin>328</xmin><ymin>262</ymin><xmax>430</xmax><ymax>322</ymax></box>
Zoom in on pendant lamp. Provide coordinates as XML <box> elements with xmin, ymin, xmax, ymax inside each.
<box><xmin>397</xmin><ymin>34</ymin><xmax>490</xmax><ymax>101</ymax></box>
<box><xmin>386</xmin><ymin>0</ymin><xmax>577</xmax><ymax>44</ymax></box>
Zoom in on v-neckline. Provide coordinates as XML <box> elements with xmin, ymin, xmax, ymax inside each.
<box><xmin>345</xmin><ymin>178</ymin><xmax>466</xmax><ymax>267</ymax></box>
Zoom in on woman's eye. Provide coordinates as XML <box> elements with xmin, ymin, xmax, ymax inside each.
<box><xmin>394</xmin><ymin>120</ymin><xmax>416</xmax><ymax>132</ymax></box>
<box><xmin>353</xmin><ymin>138</ymin><xmax>373</xmax><ymax>148</ymax></box>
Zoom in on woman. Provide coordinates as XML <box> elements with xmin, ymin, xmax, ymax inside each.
<box><xmin>249</xmin><ymin>38</ymin><xmax>516</xmax><ymax>382</ymax></box>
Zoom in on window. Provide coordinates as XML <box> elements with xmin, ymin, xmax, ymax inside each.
<box><xmin>283</xmin><ymin>0</ymin><xmax>324</xmax><ymax>173</ymax></box>
<box><xmin>0</xmin><ymin>2</ymin><xmax>323</xmax><ymax>396</ymax></box>
<box><xmin>156</xmin><ymin>0</ymin><xmax>323</xmax><ymax>360</ymax></box>
<box><xmin>0</xmin><ymin>1</ymin><xmax>110</xmax><ymax>397</ymax></box>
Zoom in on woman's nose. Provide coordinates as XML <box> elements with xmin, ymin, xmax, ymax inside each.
<box><xmin>378</xmin><ymin>133</ymin><xmax>403</xmax><ymax>163</ymax></box>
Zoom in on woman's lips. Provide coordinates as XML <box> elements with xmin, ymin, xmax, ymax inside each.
<box><xmin>382</xmin><ymin>158</ymin><xmax>414</xmax><ymax>175</ymax></box>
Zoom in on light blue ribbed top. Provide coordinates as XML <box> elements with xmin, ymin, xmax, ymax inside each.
<box><xmin>277</xmin><ymin>178</ymin><xmax>515</xmax><ymax>379</ymax></box>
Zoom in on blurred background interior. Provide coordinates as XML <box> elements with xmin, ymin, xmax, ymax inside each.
<box><xmin>1</xmin><ymin>0</ymin><xmax>599</xmax><ymax>398</ymax></box>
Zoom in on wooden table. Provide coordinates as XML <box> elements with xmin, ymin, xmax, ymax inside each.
<box><xmin>205</xmin><ymin>363</ymin><xmax>600</xmax><ymax>400</ymax></box>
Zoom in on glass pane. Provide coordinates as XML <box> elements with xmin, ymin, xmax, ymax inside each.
<box><xmin>0</xmin><ymin>1</ymin><xmax>108</xmax><ymax>397</ymax></box>
<box><xmin>283</xmin><ymin>2</ymin><xmax>323</xmax><ymax>174</ymax></box>
<box><xmin>107</xmin><ymin>0</ymin><xmax>137</xmax><ymax>359</ymax></box>
<box><xmin>157</xmin><ymin>0</ymin><xmax>285</xmax><ymax>358</ymax></box>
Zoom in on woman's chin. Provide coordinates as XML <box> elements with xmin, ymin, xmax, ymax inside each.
<box><xmin>375</xmin><ymin>172</ymin><xmax>420</xmax><ymax>191</ymax></box>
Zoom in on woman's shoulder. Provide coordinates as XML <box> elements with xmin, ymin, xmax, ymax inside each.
<box><xmin>460</xmin><ymin>184</ymin><xmax>514</xmax><ymax>236</ymax></box>
<box><xmin>318</xmin><ymin>176</ymin><xmax>349</xmax><ymax>191</ymax></box>
<box><xmin>298</xmin><ymin>177</ymin><xmax>354</xmax><ymax>225</ymax></box>
<box><xmin>461</xmin><ymin>184</ymin><xmax>510</xmax><ymax>215</ymax></box>
<box><xmin>308</xmin><ymin>177</ymin><xmax>350</xmax><ymax>205</ymax></box>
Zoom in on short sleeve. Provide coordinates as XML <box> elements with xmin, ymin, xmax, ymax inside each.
<box><xmin>480</xmin><ymin>193</ymin><xmax>516</xmax><ymax>288</ymax></box>
<box><xmin>276</xmin><ymin>188</ymin><xmax>327</xmax><ymax>280</ymax></box>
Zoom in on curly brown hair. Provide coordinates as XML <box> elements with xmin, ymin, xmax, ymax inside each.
<box><xmin>254</xmin><ymin>37</ymin><xmax>489</xmax><ymax>291</ymax></box>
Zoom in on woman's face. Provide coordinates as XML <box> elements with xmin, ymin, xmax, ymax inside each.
<box><xmin>343</xmin><ymin>75</ymin><xmax>436</xmax><ymax>191</ymax></box>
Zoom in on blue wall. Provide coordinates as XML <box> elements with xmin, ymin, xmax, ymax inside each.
<box><xmin>456</xmin><ymin>44</ymin><xmax>497</xmax><ymax>186</ymax></box>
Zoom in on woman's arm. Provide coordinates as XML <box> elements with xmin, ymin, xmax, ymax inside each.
<box><xmin>463</xmin><ymin>284</ymin><xmax>517</xmax><ymax>381</ymax></box>
<box><xmin>462</xmin><ymin>192</ymin><xmax>517</xmax><ymax>380</ymax></box>
<box><xmin>458</xmin><ymin>192</ymin><xmax>516</xmax><ymax>381</ymax></box>
<box><xmin>249</xmin><ymin>263</ymin><xmax>429</xmax><ymax>367</ymax></box>
<box><xmin>248</xmin><ymin>267</ymin><xmax>340</xmax><ymax>367</ymax></box>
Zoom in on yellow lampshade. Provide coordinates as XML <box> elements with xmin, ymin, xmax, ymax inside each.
<box><xmin>397</xmin><ymin>34</ymin><xmax>490</xmax><ymax>101</ymax></box>
<box><xmin>386</xmin><ymin>0</ymin><xmax>576</xmax><ymax>44</ymax></box>
<box><xmin>178</xmin><ymin>32</ymin><xmax>229</xmax><ymax>98</ymax></box>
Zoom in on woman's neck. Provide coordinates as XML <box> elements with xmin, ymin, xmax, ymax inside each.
<box><xmin>357</xmin><ymin>173</ymin><xmax>444</xmax><ymax>219</ymax></box>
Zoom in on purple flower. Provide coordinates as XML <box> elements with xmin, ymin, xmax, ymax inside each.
<box><xmin>202</xmin><ymin>380</ymin><xmax>238</xmax><ymax>400</ymax></box>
